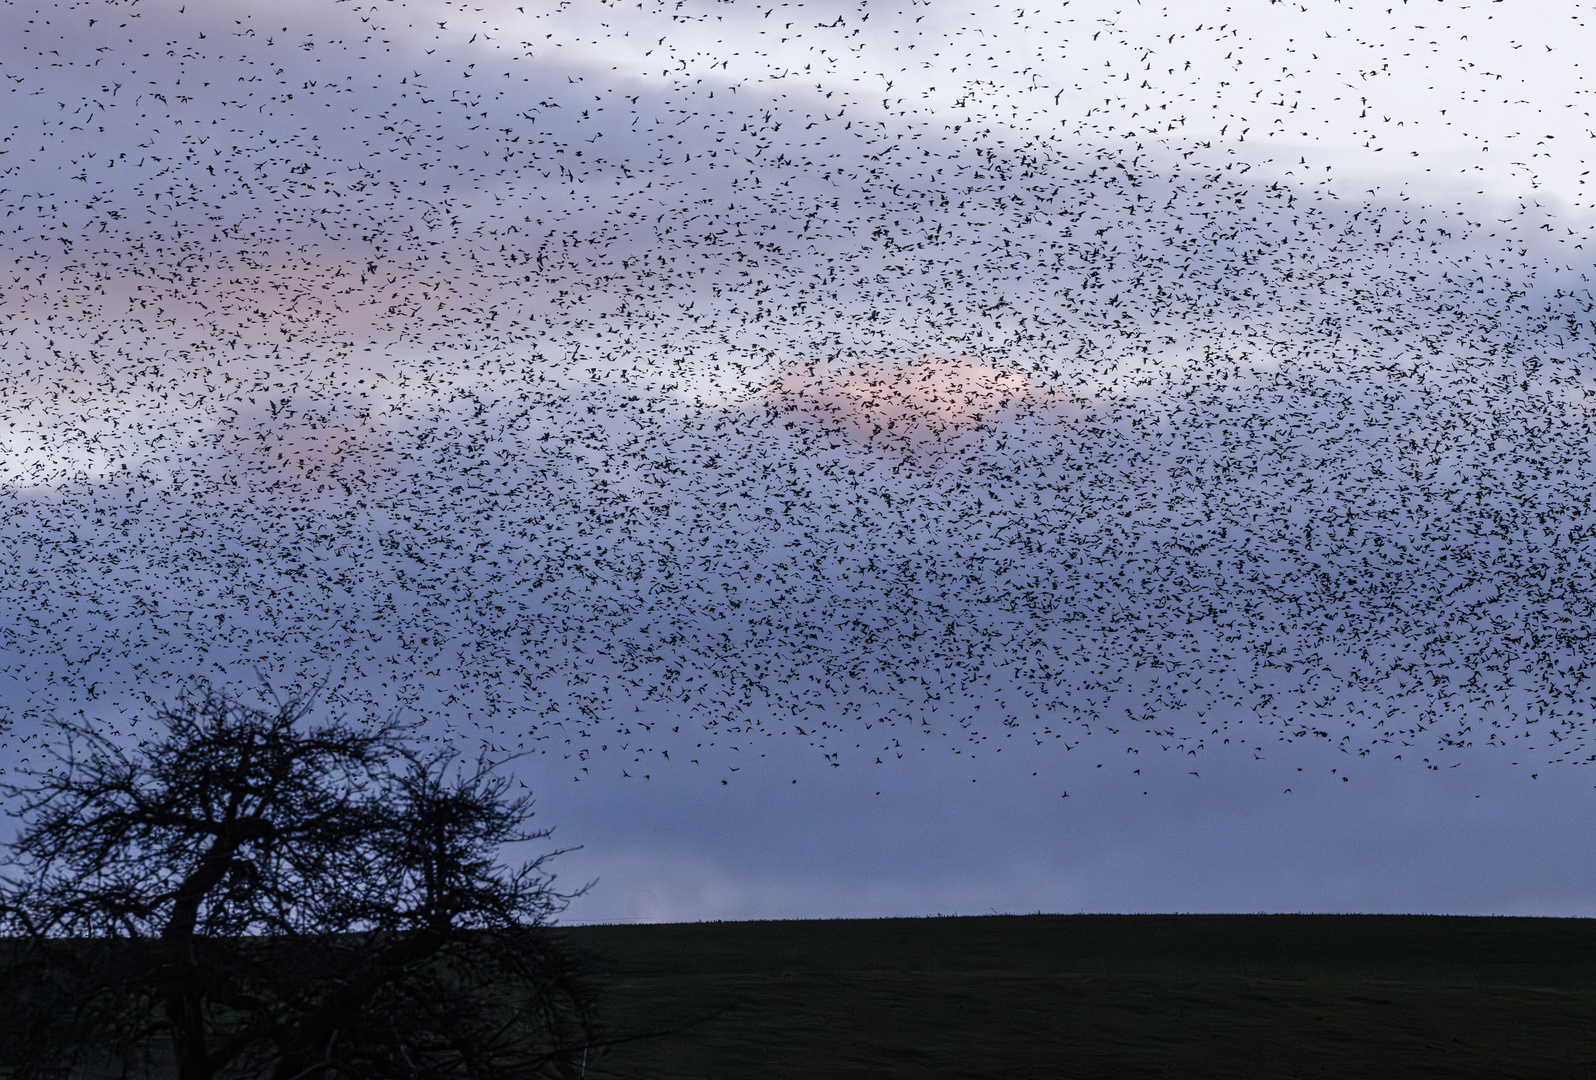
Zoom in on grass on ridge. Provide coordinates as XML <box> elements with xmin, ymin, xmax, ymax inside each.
<box><xmin>561</xmin><ymin>913</ymin><xmax>1596</xmax><ymax>1079</ymax></box>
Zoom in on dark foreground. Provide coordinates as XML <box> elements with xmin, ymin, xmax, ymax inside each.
<box><xmin>560</xmin><ymin>914</ymin><xmax>1596</xmax><ymax>1079</ymax></box>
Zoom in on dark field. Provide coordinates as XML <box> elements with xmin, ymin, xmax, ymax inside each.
<box><xmin>561</xmin><ymin>914</ymin><xmax>1596</xmax><ymax>1079</ymax></box>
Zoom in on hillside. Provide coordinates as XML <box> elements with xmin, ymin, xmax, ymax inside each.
<box><xmin>565</xmin><ymin>914</ymin><xmax>1596</xmax><ymax>1078</ymax></box>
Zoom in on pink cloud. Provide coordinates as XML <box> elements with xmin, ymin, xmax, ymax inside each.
<box><xmin>765</xmin><ymin>354</ymin><xmax>1068</xmax><ymax>456</ymax></box>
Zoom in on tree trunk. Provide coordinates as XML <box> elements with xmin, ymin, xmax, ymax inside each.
<box><xmin>167</xmin><ymin>989</ymin><xmax>215</xmax><ymax>1080</ymax></box>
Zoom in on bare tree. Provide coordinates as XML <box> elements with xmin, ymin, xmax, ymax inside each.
<box><xmin>0</xmin><ymin>685</ymin><xmax>599</xmax><ymax>1080</ymax></box>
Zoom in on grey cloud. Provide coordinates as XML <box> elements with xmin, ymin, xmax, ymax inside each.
<box><xmin>4</xmin><ymin>0</ymin><xmax>1596</xmax><ymax>918</ymax></box>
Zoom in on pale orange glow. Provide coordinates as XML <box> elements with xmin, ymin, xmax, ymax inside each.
<box><xmin>263</xmin><ymin>425</ymin><xmax>391</xmax><ymax>488</ymax></box>
<box><xmin>210</xmin><ymin>412</ymin><xmax>398</xmax><ymax>495</ymax></box>
<box><xmin>766</xmin><ymin>354</ymin><xmax>1047</xmax><ymax>453</ymax></box>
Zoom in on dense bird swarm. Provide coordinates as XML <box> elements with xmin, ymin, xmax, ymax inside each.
<box><xmin>2</xmin><ymin>0</ymin><xmax>1595</xmax><ymax>782</ymax></box>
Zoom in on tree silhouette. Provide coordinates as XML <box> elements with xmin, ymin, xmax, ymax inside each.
<box><xmin>0</xmin><ymin>685</ymin><xmax>598</xmax><ymax>1080</ymax></box>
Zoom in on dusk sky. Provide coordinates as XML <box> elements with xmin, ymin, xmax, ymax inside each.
<box><xmin>5</xmin><ymin>0</ymin><xmax>1596</xmax><ymax>922</ymax></box>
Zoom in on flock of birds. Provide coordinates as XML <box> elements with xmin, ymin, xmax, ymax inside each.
<box><xmin>1</xmin><ymin>0</ymin><xmax>1595</xmax><ymax>785</ymax></box>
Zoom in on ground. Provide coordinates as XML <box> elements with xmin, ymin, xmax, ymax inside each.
<box><xmin>565</xmin><ymin>914</ymin><xmax>1596</xmax><ymax>1079</ymax></box>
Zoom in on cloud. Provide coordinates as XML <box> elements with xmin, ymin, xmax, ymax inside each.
<box><xmin>9</xmin><ymin>0</ymin><xmax>1596</xmax><ymax>919</ymax></box>
<box><xmin>3</xmin><ymin>0</ymin><xmax>1595</xmax><ymax>774</ymax></box>
<box><xmin>762</xmin><ymin>353</ymin><xmax>1073</xmax><ymax>459</ymax></box>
